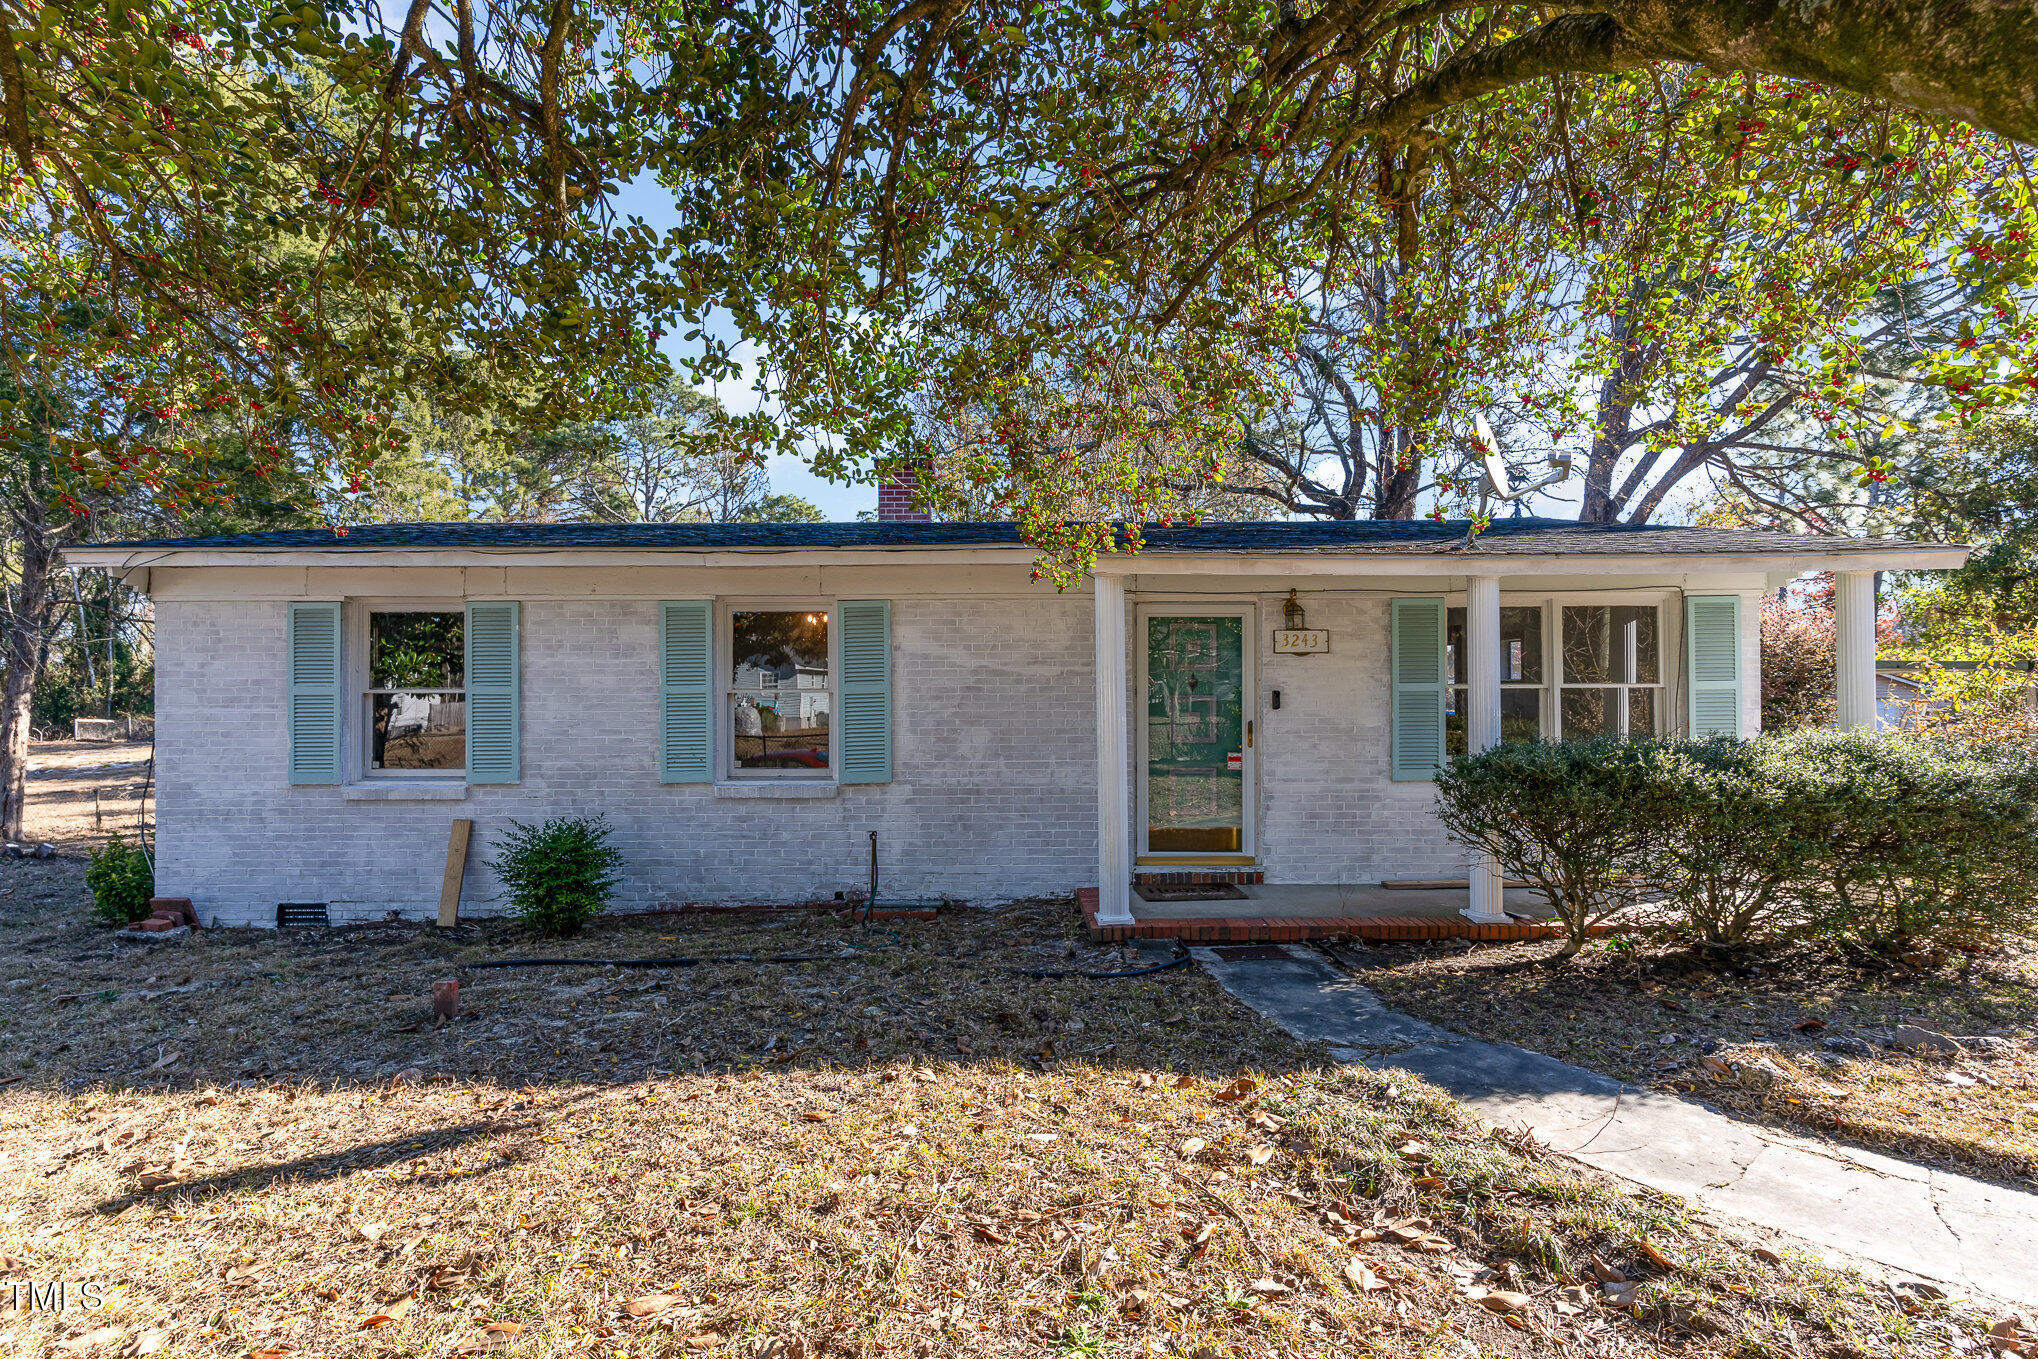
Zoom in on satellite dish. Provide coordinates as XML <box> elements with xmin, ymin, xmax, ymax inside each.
<box><xmin>1465</xmin><ymin>411</ymin><xmax>1574</xmax><ymax>516</ymax></box>
<box><xmin>1470</xmin><ymin>411</ymin><xmax>1511</xmax><ymax>497</ymax></box>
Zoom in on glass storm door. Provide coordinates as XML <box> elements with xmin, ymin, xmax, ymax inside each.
<box><xmin>1142</xmin><ymin>611</ymin><xmax>1252</xmax><ymax>855</ymax></box>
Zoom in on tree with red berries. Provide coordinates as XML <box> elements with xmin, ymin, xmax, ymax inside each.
<box><xmin>4</xmin><ymin>0</ymin><xmax>2038</xmax><ymax>582</ymax></box>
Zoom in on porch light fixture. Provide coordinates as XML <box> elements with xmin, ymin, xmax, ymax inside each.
<box><xmin>1283</xmin><ymin>590</ymin><xmax>1306</xmax><ymax>631</ymax></box>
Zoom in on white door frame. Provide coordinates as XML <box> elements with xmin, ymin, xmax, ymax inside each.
<box><xmin>1133</xmin><ymin>602</ymin><xmax>1259</xmax><ymax>862</ymax></box>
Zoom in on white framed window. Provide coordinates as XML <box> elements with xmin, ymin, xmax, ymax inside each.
<box><xmin>1444</xmin><ymin>596</ymin><xmax>1670</xmax><ymax>744</ymax></box>
<box><xmin>1446</xmin><ymin>605</ymin><xmax>1546</xmax><ymax>755</ymax></box>
<box><xmin>1558</xmin><ymin>603</ymin><xmax>1663</xmax><ymax>737</ymax></box>
<box><xmin>361</xmin><ymin>606</ymin><xmax>465</xmax><ymax>776</ymax></box>
<box><xmin>724</xmin><ymin>605</ymin><xmax>834</xmax><ymax>777</ymax></box>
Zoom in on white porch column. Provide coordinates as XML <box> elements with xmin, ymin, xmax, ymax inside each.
<box><xmin>1835</xmin><ymin>569</ymin><xmax>1878</xmax><ymax>731</ymax></box>
<box><xmin>1093</xmin><ymin>570</ymin><xmax>1133</xmax><ymax>926</ymax></box>
<box><xmin>1463</xmin><ymin>574</ymin><xmax>1509</xmax><ymax>924</ymax></box>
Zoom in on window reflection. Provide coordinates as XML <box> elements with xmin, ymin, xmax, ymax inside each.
<box><xmin>729</xmin><ymin>610</ymin><xmax>832</xmax><ymax>773</ymax></box>
<box><xmin>367</xmin><ymin>611</ymin><xmax>464</xmax><ymax>771</ymax></box>
<box><xmin>1558</xmin><ymin>605</ymin><xmax>1662</xmax><ymax>737</ymax></box>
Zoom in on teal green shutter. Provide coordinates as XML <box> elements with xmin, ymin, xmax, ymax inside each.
<box><xmin>837</xmin><ymin>600</ymin><xmax>893</xmax><ymax>784</ymax></box>
<box><xmin>1390</xmin><ymin>597</ymin><xmax>1448</xmax><ymax>781</ymax></box>
<box><xmin>287</xmin><ymin>602</ymin><xmax>342</xmax><ymax>785</ymax></box>
<box><xmin>660</xmin><ymin>601</ymin><xmax>714</xmax><ymax>783</ymax></box>
<box><xmin>1686</xmin><ymin>594</ymin><xmax>1743</xmax><ymax>737</ymax></box>
<box><xmin>465</xmin><ymin>601</ymin><xmax>520</xmax><ymax>783</ymax></box>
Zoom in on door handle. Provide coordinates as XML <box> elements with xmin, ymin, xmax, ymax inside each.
<box><xmin>1246</xmin><ymin>720</ymin><xmax>1254</xmax><ymax>749</ymax></box>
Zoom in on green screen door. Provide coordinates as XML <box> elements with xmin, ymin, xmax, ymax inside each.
<box><xmin>1145</xmin><ymin>614</ymin><xmax>1247</xmax><ymax>854</ymax></box>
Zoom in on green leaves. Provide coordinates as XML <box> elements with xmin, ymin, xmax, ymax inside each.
<box><xmin>492</xmin><ymin>815</ymin><xmax>626</xmax><ymax>937</ymax></box>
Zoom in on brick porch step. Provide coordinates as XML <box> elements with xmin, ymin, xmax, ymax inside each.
<box><xmin>1076</xmin><ymin>888</ymin><xmax>1571</xmax><ymax>945</ymax></box>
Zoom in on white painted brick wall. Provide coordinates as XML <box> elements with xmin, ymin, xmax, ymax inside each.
<box><xmin>156</xmin><ymin>591</ymin><xmax>1100</xmax><ymax>926</ymax></box>
<box><xmin>153</xmin><ymin>570</ymin><xmax>1763</xmax><ymax>925</ymax></box>
<box><xmin>1252</xmin><ymin>591</ymin><xmax>1463</xmax><ymax>883</ymax></box>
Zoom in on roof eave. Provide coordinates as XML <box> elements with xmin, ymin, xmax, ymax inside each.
<box><xmin>59</xmin><ymin>541</ymin><xmax>1971</xmax><ymax>578</ymax></box>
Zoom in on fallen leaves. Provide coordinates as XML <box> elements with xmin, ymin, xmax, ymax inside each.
<box><xmin>1373</xmin><ymin>1219</ymin><xmax>1455</xmax><ymax>1254</ymax></box>
<box><xmin>426</xmin><ymin>1254</ymin><xmax>481</xmax><ymax>1292</ymax></box>
<box><xmin>621</xmin><ymin>1294</ymin><xmax>685</xmax><ymax>1317</ymax></box>
<box><xmin>1178</xmin><ymin>1136</ymin><xmax>1206</xmax><ymax>1158</ymax></box>
<box><xmin>451</xmin><ymin>1322</ymin><xmax>526</xmax><ymax>1355</ymax></box>
<box><xmin>1990</xmin><ymin>1315</ymin><xmax>2038</xmax><ymax>1357</ymax></box>
<box><xmin>1342</xmin><ymin>1258</ymin><xmax>1386</xmax><ymax>1292</ymax></box>
<box><xmin>355</xmin><ymin>1293</ymin><xmax>414</xmax><ymax>1329</ymax></box>
<box><xmin>1639</xmin><ymin>1239</ymin><xmax>1679</xmax><ymax>1272</ymax></box>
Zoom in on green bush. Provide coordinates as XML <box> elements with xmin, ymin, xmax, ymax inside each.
<box><xmin>1755</xmin><ymin>729</ymin><xmax>2038</xmax><ymax>953</ymax></box>
<box><xmin>1432</xmin><ymin>736</ymin><xmax>1673</xmax><ymax>958</ymax></box>
<box><xmin>86</xmin><ymin>836</ymin><xmax>155</xmax><ymax>926</ymax></box>
<box><xmin>1649</xmin><ymin>736</ymin><xmax>1809</xmax><ymax>948</ymax></box>
<box><xmin>1435</xmin><ymin>730</ymin><xmax>2038</xmax><ymax>960</ymax></box>
<box><xmin>490</xmin><ymin>815</ymin><xmax>624</xmax><ymax>937</ymax></box>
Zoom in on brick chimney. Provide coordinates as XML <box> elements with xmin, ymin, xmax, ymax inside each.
<box><xmin>876</xmin><ymin>465</ymin><xmax>931</xmax><ymax>523</ymax></box>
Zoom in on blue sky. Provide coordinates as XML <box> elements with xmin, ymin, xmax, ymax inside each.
<box><xmin>617</xmin><ymin>173</ymin><xmax>875</xmax><ymax>520</ymax></box>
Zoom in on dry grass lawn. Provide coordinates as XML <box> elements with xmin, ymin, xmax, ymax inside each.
<box><xmin>1362</xmin><ymin>934</ymin><xmax>2038</xmax><ymax>1190</ymax></box>
<box><xmin>19</xmin><ymin>739</ymin><xmax>156</xmax><ymax>853</ymax></box>
<box><xmin>0</xmin><ymin>860</ymin><xmax>2012</xmax><ymax>1358</ymax></box>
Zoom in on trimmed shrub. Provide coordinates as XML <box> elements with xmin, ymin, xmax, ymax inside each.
<box><xmin>1439</xmin><ymin>730</ymin><xmax>2038</xmax><ymax>960</ymax></box>
<box><xmin>491</xmin><ymin>815</ymin><xmax>624</xmax><ymax>937</ymax></box>
<box><xmin>1755</xmin><ymin>729</ymin><xmax>2038</xmax><ymax>953</ymax></box>
<box><xmin>1649</xmin><ymin>737</ymin><xmax>1809</xmax><ymax>948</ymax></box>
<box><xmin>1432</xmin><ymin>736</ymin><xmax>1673</xmax><ymax>958</ymax></box>
<box><xmin>86</xmin><ymin>836</ymin><xmax>155</xmax><ymax>926</ymax></box>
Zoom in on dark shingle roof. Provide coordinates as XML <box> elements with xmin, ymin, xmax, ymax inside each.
<box><xmin>78</xmin><ymin>517</ymin><xmax>1951</xmax><ymax>557</ymax></box>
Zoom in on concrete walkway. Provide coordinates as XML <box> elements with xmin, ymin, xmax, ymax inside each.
<box><xmin>1190</xmin><ymin>942</ymin><xmax>2038</xmax><ymax>1305</ymax></box>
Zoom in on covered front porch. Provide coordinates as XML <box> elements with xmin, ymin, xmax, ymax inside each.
<box><xmin>1082</xmin><ymin>541</ymin><xmax>1924</xmax><ymax>939</ymax></box>
<box><xmin>1080</xmin><ymin>882</ymin><xmax>1566</xmax><ymax>943</ymax></box>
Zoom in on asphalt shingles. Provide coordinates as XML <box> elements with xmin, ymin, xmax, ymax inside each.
<box><xmin>80</xmin><ymin>517</ymin><xmax>1952</xmax><ymax>557</ymax></box>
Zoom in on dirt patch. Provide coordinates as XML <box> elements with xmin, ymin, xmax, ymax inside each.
<box><xmin>1362</xmin><ymin>933</ymin><xmax>2038</xmax><ymax>1189</ymax></box>
<box><xmin>0</xmin><ymin>871</ymin><xmax>2006</xmax><ymax>1356</ymax></box>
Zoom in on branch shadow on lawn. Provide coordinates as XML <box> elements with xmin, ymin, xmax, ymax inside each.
<box><xmin>89</xmin><ymin>1113</ymin><xmax>549</xmax><ymax>1215</ymax></box>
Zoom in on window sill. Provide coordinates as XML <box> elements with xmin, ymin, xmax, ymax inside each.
<box><xmin>343</xmin><ymin>781</ymin><xmax>469</xmax><ymax>802</ymax></box>
<box><xmin>713</xmin><ymin>781</ymin><xmax>839</xmax><ymax>800</ymax></box>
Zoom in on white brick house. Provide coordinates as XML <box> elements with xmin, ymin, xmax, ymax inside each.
<box><xmin>62</xmin><ymin>520</ymin><xmax>1963</xmax><ymax>930</ymax></box>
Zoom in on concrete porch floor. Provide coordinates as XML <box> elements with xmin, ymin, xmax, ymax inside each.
<box><xmin>1080</xmin><ymin>883</ymin><xmax>1565</xmax><ymax>943</ymax></box>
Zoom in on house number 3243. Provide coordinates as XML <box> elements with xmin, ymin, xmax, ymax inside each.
<box><xmin>1272</xmin><ymin>629</ymin><xmax>1328</xmax><ymax>655</ymax></box>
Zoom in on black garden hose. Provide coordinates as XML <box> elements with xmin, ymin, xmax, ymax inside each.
<box><xmin>458</xmin><ymin>953</ymin><xmax>1191</xmax><ymax>981</ymax></box>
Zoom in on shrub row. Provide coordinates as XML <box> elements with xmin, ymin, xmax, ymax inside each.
<box><xmin>1432</xmin><ymin>730</ymin><xmax>2038</xmax><ymax>959</ymax></box>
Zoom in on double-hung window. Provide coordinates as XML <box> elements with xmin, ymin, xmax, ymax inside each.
<box><xmin>365</xmin><ymin>609</ymin><xmax>466</xmax><ymax>773</ymax></box>
<box><xmin>727</xmin><ymin>608</ymin><xmax>833</xmax><ymax>775</ymax></box>
<box><xmin>1438</xmin><ymin>599</ymin><xmax>1667</xmax><ymax>746</ymax></box>
<box><xmin>1444</xmin><ymin>606</ymin><xmax>1546</xmax><ymax>755</ymax></box>
<box><xmin>1559</xmin><ymin>604</ymin><xmax>1662</xmax><ymax>736</ymax></box>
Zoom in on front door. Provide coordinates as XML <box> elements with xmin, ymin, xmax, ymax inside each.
<box><xmin>1138</xmin><ymin>607</ymin><xmax>1255</xmax><ymax>858</ymax></box>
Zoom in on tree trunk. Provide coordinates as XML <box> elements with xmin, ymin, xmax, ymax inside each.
<box><xmin>0</xmin><ymin>500</ymin><xmax>65</xmax><ymax>842</ymax></box>
<box><xmin>1375</xmin><ymin>426</ymin><xmax>1423</xmax><ymax>519</ymax></box>
<box><xmin>1580</xmin><ymin>291</ymin><xmax>1649</xmax><ymax>522</ymax></box>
